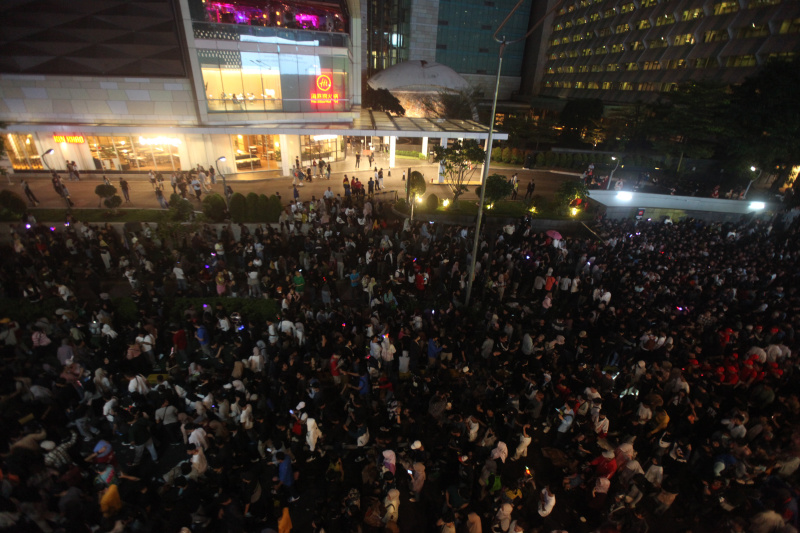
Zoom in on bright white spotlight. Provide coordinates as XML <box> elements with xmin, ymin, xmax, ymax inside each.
<box><xmin>617</xmin><ymin>191</ymin><xmax>633</xmax><ymax>201</ymax></box>
<box><xmin>749</xmin><ymin>201</ymin><xmax>765</xmax><ymax>210</ymax></box>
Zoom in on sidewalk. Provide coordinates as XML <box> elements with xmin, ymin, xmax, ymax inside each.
<box><xmin>3</xmin><ymin>154</ymin><xmax>572</xmax><ymax>211</ymax></box>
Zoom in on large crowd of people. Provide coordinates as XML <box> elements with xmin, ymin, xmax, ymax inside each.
<box><xmin>1</xmin><ymin>188</ymin><xmax>800</xmax><ymax>533</ymax></box>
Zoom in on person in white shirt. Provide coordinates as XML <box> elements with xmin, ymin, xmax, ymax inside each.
<box><xmin>127</xmin><ymin>374</ymin><xmax>150</xmax><ymax>396</ymax></box>
<box><xmin>173</xmin><ymin>263</ymin><xmax>187</xmax><ymax>291</ymax></box>
<box><xmin>538</xmin><ymin>485</ymin><xmax>556</xmax><ymax>517</ymax></box>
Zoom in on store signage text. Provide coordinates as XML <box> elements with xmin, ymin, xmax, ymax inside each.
<box><xmin>53</xmin><ymin>134</ymin><xmax>85</xmax><ymax>144</ymax></box>
<box><xmin>138</xmin><ymin>136</ymin><xmax>182</xmax><ymax>146</ymax></box>
<box><xmin>311</xmin><ymin>74</ymin><xmax>338</xmax><ymax>104</ymax></box>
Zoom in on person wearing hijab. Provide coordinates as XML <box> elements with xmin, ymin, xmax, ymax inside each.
<box><xmin>383</xmin><ymin>488</ymin><xmax>400</xmax><ymax>524</ymax></box>
<box><xmin>466</xmin><ymin>512</ymin><xmax>483</xmax><ymax>533</ymax></box>
<box><xmin>306</xmin><ymin>418</ymin><xmax>322</xmax><ymax>452</ymax></box>
<box><xmin>382</xmin><ymin>449</ymin><xmax>396</xmax><ymax>474</ymax></box>
<box><xmin>248</xmin><ymin>347</ymin><xmax>264</xmax><ymax>373</ymax></box>
<box><xmin>494</xmin><ymin>503</ymin><xmax>513</xmax><ymax>532</ymax></box>
<box><xmin>410</xmin><ymin>462</ymin><xmax>426</xmax><ymax>500</ymax></box>
<box><xmin>491</xmin><ymin>441</ymin><xmax>509</xmax><ymax>464</ymax></box>
<box><xmin>240</xmin><ymin>404</ymin><xmax>254</xmax><ymax>430</ymax></box>
<box><xmin>512</xmin><ymin>424</ymin><xmax>531</xmax><ymax>460</ymax></box>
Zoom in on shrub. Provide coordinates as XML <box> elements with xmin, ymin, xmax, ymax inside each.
<box><xmin>475</xmin><ymin>174</ymin><xmax>514</xmax><ymax>205</ymax></box>
<box><xmin>94</xmin><ymin>184</ymin><xmax>117</xmax><ymax>207</ymax></box>
<box><xmin>425</xmin><ymin>193</ymin><xmax>439</xmax><ymax>211</ymax></box>
<box><xmin>563</xmin><ymin>153</ymin><xmax>573</xmax><ymax>168</ymax></box>
<box><xmin>103</xmin><ymin>195</ymin><xmax>122</xmax><ymax>211</ymax></box>
<box><xmin>492</xmin><ymin>147</ymin><xmax>503</xmax><ymax>162</ymax></box>
<box><xmin>229</xmin><ymin>193</ymin><xmax>247</xmax><ymax>223</ymax></box>
<box><xmin>169</xmin><ymin>195</ymin><xmax>194</xmax><ymax>222</ymax></box>
<box><xmin>511</xmin><ymin>148</ymin><xmax>522</xmax><ymax>165</ymax></box>
<box><xmin>246</xmin><ymin>192</ymin><xmax>259</xmax><ymax>221</ymax></box>
<box><xmin>395</xmin><ymin>198</ymin><xmax>408</xmax><ymax>212</ymax></box>
<box><xmin>501</xmin><ymin>147</ymin><xmax>512</xmax><ymax>163</ymax></box>
<box><xmin>202</xmin><ymin>193</ymin><xmax>227</xmax><ymax>222</ymax></box>
<box><xmin>535</xmin><ymin>153</ymin><xmax>545</xmax><ymax>167</ymax></box>
<box><xmin>257</xmin><ymin>194</ymin><xmax>270</xmax><ymax>222</ymax></box>
<box><xmin>545</xmin><ymin>152</ymin><xmax>557</xmax><ymax>167</ymax></box>
<box><xmin>0</xmin><ymin>190</ymin><xmax>27</xmax><ymax>216</ymax></box>
<box><xmin>266</xmin><ymin>195</ymin><xmax>283</xmax><ymax>223</ymax></box>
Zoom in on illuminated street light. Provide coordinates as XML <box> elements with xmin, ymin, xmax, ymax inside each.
<box><xmin>606</xmin><ymin>156</ymin><xmax>622</xmax><ymax>190</ymax></box>
<box><xmin>465</xmin><ymin>0</ymin><xmax>565</xmax><ymax>307</ymax></box>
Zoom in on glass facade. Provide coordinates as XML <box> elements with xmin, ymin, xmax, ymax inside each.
<box><xmin>87</xmin><ymin>135</ymin><xmax>181</xmax><ymax>172</ymax></box>
<box><xmin>198</xmin><ymin>48</ymin><xmax>349</xmax><ymax>113</ymax></box>
<box><xmin>435</xmin><ymin>0</ymin><xmax>532</xmax><ymax>76</ymax></box>
<box><xmin>367</xmin><ymin>0</ymin><xmax>410</xmax><ymax>75</ymax></box>
<box><xmin>299</xmin><ymin>135</ymin><xmax>344</xmax><ymax>167</ymax></box>
<box><xmin>230</xmin><ymin>134</ymin><xmax>281</xmax><ymax>171</ymax></box>
<box><xmin>5</xmin><ymin>133</ymin><xmax>43</xmax><ymax>170</ymax></box>
<box><xmin>190</xmin><ymin>0</ymin><xmax>348</xmax><ymax>33</ymax></box>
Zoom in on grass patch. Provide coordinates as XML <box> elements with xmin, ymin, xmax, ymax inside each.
<box><xmin>31</xmin><ymin>208</ymin><xmax>177</xmax><ymax>223</ymax></box>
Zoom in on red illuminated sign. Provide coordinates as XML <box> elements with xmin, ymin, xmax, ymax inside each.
<box><xmin>316</xmin><ymin>74</ymin><xmax>332</xmax><ymax>91</ymax></box>
<box><xmin>53</xmin><ymin>134</ymin><xmax>85</xmax><ymax>144</ymax></box>
<box><xmin>311</xmin><ymin>74</ymin><xmax>339</xmax><ymax>105</ymax></box>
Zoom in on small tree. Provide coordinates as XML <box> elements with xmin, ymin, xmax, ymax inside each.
<box><xmin>431</xmin><ymin>139</ymin><xmax>484</xmax><ymax>205</ymax></box>
<box><xmin>266</xmin><ymin>195</ymin><xmax>283</xmax><ymax>223</ymax></box>
<box><xmin>475</xmin><ymin>173</ymin><xmax>514</xmax><ymax>206</ymax></box>
<box><xmin>554</xmin><ymin>180</ymin><xmax>589</xmax><ymax>215</ymax></box>
<box><xmin>363</xmin><ymin>86</ymin><xmax>406</xmax><ymax>116</ymax></box>
<box><xmin>229</xmin><ymin>192</ymin><xmax>247</xmax><ymax>223</ymax></box>
<box><xmin>94</xmin><ymin>184</ymin><xmax>117</xmax><ymax>208</ymax></box>
<box><xmin>169</xmin><ymin>193</ymin><xmax>193</xmax><ymax>222</ymax></box>
<box><xmin>246</xmin><ymin>192</ymin><xmax>259</xmax><ymax>221</ymax></box>
<box><xmin>202</xmin><ymin>193</ymin><xmax>227</xmax><ymax>222</ymax></box>
<box><xmin>257</xmin><ymin>194</ymin><xmax>270</xmax><ymax>222</ymax></box>
<box><xmin>104</xmin><ymin>195</ymin><xmax>122</xmax><ymax>215</ymax></box>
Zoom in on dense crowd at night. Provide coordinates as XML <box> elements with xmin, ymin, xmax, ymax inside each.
<box><xmin>1</xmin><ymin>192</ymin><xmax>800</xmax><ymax>533</ymax></box>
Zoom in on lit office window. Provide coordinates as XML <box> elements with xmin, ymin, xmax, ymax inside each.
<box><xmin>748</xmin><ymin>0</ymin><xmax>780</xmax><ymax>7</ymax></box>
<box><xmin>648</xmin><ymin>38</ymin><xmax>669</xmax><ymax>48</ymax></box>
<box><xmin>616</xmin><ymin>23</ymin><xmax>630</xmax><ymax>33</ymax></box>
<box><xmin>713</xmin><ymin>1</ymin><xmax>739</xmax><ymax>15</ymax></box>
<box><xmin>674</xmin><ymin>33</ymin><xmax>696</xmax><ymax>45</ymax></box>
<box><xmin>640</xmin><ymin>0</ymin><xmax>657</xmax><ymax>7</ymax></box>
<box><xmin>725</xmin><ymin>54</ymin><xmax>757</xmax><ymax>67</ymax></box>
<box><xmin>666</xmin><ymin>59</ymin><xmax>687</xmax><ymax>69</ymax></box>
<box><xmin>643</xmin><ymin>61</ymin><xmax>661</xmax><ymax>70</ymax></box>
<box><xmin>779</xmin><ymin>17</ymin><xmax>800</xmax><ymax>34</ymax></box>
<box><xmin>620</xmin><ymin>2</ymin><xmax>635</xmax><ymax>14</ymax></box>
<box><xmin>703</xmin><ymin>30</ymin><xmax>730</xmax><ymax>42</ymax></box>
<box><xmin>610</xmin><ymin>43</ymin><xmax>626</xmax><ymax>53</ymax></box>
<box><xmin>635</xmin><ymin>19</ymin><xmax>651</xmax><ymax>30</ymax></box>
<box><xmin>735</xmin><ymin>24</ymin><xmax>769</xmax><ymax>38</ymax></box>
<box><xmin>655</xmin><ymin>14</ymin><xmax>676</xmax><ymax>26</ymax></box>
<box><xmin>682</xmin><ymin>8</ymin><xmax>704</xmax><ymax>20</ymax></box>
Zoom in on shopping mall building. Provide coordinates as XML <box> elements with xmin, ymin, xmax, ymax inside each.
<box><xmin>0</xmin><ymin>0</ymin><xmax>498</xmax><ymax>178</ymax></box>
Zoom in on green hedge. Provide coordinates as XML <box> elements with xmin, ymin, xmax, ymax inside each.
<box><xmin>395</xmin><ymin>150</ymin><xmax>427</xmax><ymax>160</ymax></box>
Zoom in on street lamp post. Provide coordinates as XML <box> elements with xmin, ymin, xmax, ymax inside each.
<box><xmin>464</xmin><ymin>0</ymin><xmax>565</xmax><ymax>307</ymax></box>
<box><xmin>41</xmin><ymin>149</ymin><xmax>70</xmax><ymax>211</ymax></box>
<box><xmin>606</xmin><ymin>156</ymin><xmax>621</xmax><ymax>189</ymax></box>
<box><xmin>215</xmin><ymin>156</ymin><xmax>230</xmax><ymax>209</ymax></box>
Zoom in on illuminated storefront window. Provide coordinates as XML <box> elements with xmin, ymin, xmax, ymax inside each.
<box><xmin>229</xmin><ymin>134</ymin><xmax>281</xmax><ymax>172</ymax></box>
<box><xmin>5</xmin><ymin>133</ymin><xmax>42</xmax><ymax>170</ymax></box>
<box><xmin>198</xmin><ymin>49</ymin><xmax>348</xmax><ymax>113</ymax></box>
<box><xmin>299</xmin><ymin>135</ymin><xmax>343</xmax><ymax>167</ymax></box>
<box><xmin>86</xmin><ymin>135</ymin><xmax>182</xmax><ymax>172</ymax></box>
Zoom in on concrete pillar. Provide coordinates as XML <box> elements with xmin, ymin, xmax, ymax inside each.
<box><xmin>421</xmin><ymin>137</ymin><xmax>428</xmax><ymax>157</ymax></box>
<box><xmin>438</xmin><ymin>137</ymin><xmax>448</xmax><ymax>183</ymax></box>
<box><xmin>279</xmin><ymin>134</ymin><xmax>292</xmax><ymax>176</ymax></box>
<box><xmin>282</xmin><ymin>134</ymin><xmax>301</xmax><ymax>177</ymax></box>
<box><xmin>389</xmin><ymin>136</ymin><xmax>396</xmax><ymax>169</ymax></box>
